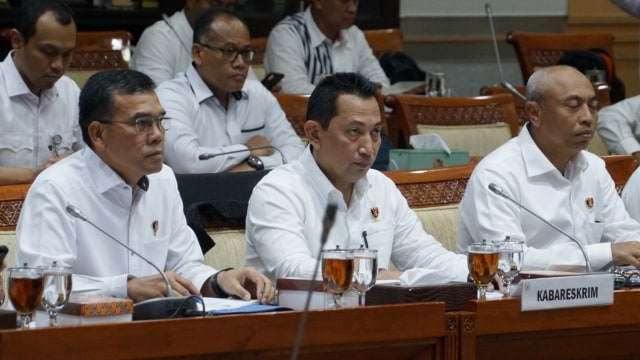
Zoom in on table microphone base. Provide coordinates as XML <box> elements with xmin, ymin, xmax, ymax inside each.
<box><xmin>133</xmin><ymin>296</ymin><xmax>199</xmax><ymax>320</ymax></box>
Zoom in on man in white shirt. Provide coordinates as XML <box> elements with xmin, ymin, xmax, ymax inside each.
<box><xmin>458</xmin><ymin>65</ymin><xmax>640</xmax><ymax>272</ymax></box>
<box><xmin>245</xmin><ymin>73</ymin><xmax>468</xmax><ymax>283</ymax></box>
<box><xmin>0</xmin><ymin>0</ymin><xmax>83</xmax><ymax>185</ymax></box>
<box><xmin>157</xmin><ymin>9</ymin><xmax>304</xmax><ymax>173</ymax></box>
<box><xmin>264</xmin><ymin>0</ymin><xmax>390</xmax><ymax>94</ymax></box>
<box><xmin>132</xmin><ymin>0</ymin><xmax>258</xmax><ymax>85</ymax></box>
<box><xmin>597</xmin><ymin>95</ymin><xmax>640</xmax><ymax>164</ymax></box>
<box><xmin>17</xmin><ymin>69</ymin><xmax>274</xmax><ymax>304</ymax></box>
<box><xmin>622</xmin><ymin>166</ymin><xmax>640</xmax><ymax>222</ymax></box>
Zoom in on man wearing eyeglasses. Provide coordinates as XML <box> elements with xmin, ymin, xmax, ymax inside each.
<box><xmin>133</xmin><ymin>0</ymin><xmax>259</xmax><ymax>85</ymax></box>
<box><xmin>17</xmin><ymin>69</ymin><xmax>275</xmax><ymax>305</ymax></box>
<box><xmin>0</xmin><ymin>0</ymin><xmax>84</xmax><ymax>185</ymax></box>
<box><xmin>157</xmin><ymin>8</ymin><xmax>304</xmax><ymax>173</ymax></box>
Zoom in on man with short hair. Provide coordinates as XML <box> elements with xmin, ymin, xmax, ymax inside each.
<box><xmin>245</xmin><ymin>72</ymin><xmax>468</xmax><ymax>283</ymax></box>
<box><xmin>17</xmin><ymin>69</ymin><xmax>275</xmax><ymax>304</ymax></box>
<box><xmin>0</xmin><ymin>0</ymin><xmax>83</xmax><ymax>185</ymax></box>
<box><xmin>458</xmin><ymin>65</ymin><xmax>640</xmax><ymax>271</ymax></box>
<box><xmin>264</xmin><ymin>0</ymin><xmax>390</xmax><ymax>94</ymax></box>
<box><xmin>157</xmin><ymin>9</ymin><xmax>304</xmax><ymax>173</ymax></box>
<box><xmin>133</xmin><ymin>0</ymin><xmax>260</xmax><ymax>85</ymax></box>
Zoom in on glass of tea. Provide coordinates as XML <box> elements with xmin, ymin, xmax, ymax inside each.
<box><xmin>39</xmin><ymin>262</ymin><xmax>72</xmax><ymax>327</ymax></box>
<box><xmin>321</xmin><ymin>246</ymin><xmax>354</xmax><ymax>309</ymax></box>
<box><xmin>350</xmin><ymin>247</ymin><xmax>378</xmax><ymax>307</ymax></box>
<box><xmin>467</xmin><ymin>241</ymin><xmax>499</xmax><ymax>300</ymax></box>
<box><xmin>8</xmin><ymin>266</ymin><xmax>44</xmax><ymax>329</ymax></box>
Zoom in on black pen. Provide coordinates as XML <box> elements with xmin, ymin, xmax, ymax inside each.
<box><xmin>361</xmin><ymin>230</ymin><xmax>369</xmax><ymax>249</ymax></box>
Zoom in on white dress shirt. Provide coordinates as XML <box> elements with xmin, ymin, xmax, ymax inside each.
<box><xmin>0</xmin><ymin>52</ymin><xmax>83</xmax><ymax>168</ymax></box>
<box><xmin>132</xmin><ymin>10</ymin><xmax>257</xmax><ymax>85</ymax></box>
<box><xmin>458</xmin><ymin>125</ymin><xmax>640</xmax><ymax>272</ymax></box>
<box><xmin>597</xmin><ymin>95</ymin><xmax>640</xmax><ymax>155</ymax></box>
<box><xmin>622</xmin><ymin>166</ymin><xmax>640</xmax><ymax>222</ymax></box>
<box><xmin>16</xmin><ymin>147</ymin><xmax>217</xmax><ymax>299</ymax></box>
<box><xmin>245</xmin><ymin>147</ymin><xmax>469</xmax><ymax>283</ymax></box>
<box><xmin>264</xmin><ymin>7</ymin><xmax>390</xmax><ymax>94</ymax></box>
<box><xmin>156</xmin><ymin>65</ymin><xmax>304</xmax><ymax>173</ymax></box>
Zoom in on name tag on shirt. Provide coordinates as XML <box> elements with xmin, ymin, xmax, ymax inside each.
<box><xmin>520</xmin><ymin>273</ymin><xmax>613</xmax><ymax>311</ymax></box>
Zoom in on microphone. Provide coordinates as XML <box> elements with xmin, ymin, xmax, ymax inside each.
<box><xmin>487</xmin><ymin>183</ymin><xmax>593</xmax><ymax>273</ymax></box>
<box><xmin>199</xmin><ymin>145</ymin><xmax>287</xmax><ymax>164</ymax></box>
<box><xmin>161</xmin><ymin>14</ymin><xmax>192</xmax><ymax>56</ymax></box>
<box><xmin>485</xmin><ymin>3</ymin><xmax>527</xmax><ymax>102</ymax></box>
<box><xmin>65</xmin><ymin>204</ymin><xmax>199</xmax><ymax>320</ymax></box>
<box><xmin>291</xmin><ymin>203</ymin><xmax>338</xmax><ymax>360</ymax></box>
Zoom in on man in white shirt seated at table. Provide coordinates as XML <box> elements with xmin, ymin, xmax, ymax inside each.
<box><xmin>245</xmin><ymin>72</ymin><xmax>468</xmax><ymax>284</ymax></box>
<box><xmin>16</xmin><ymin>69</ymin><xmax>275</xmax><ymax>305</ymax></box>
<box><xmin>457</xmin><ymin>65</ymin><xmax>640</xmax><ymax>272</ymax></box>
<box><xmin>0</xmin><ymin>0</ymin><xmax>83</xmax><ymax>185</ymax></box>
<box><xmin>156</xmin><ymin>8</ymin><xmax>304</xmax><ymax>173</ymax></box>
<box><xmin>264</xmin><ymin>0</ymin><xmax>390</xmax><ymax>95</ymax></box>
<box><xmin>132</xmin><ymin>0</ymin><xmax>259</xmax><ymax>85</ymax></box>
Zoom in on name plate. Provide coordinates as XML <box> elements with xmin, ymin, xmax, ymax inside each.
<box><xmin>520</xmin><ymin>273</ymin><xmax>613</xmax><ymax>311</ymax></box>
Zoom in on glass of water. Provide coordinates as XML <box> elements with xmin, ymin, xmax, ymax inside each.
<box><xmin>496</xmin><ymin>239</ymin><xmax>524</xmax><ymax>297</ymax></box>
<box><xmin>39</xmin><ymin>262</ymin><xmax>72</xmax><ymax>327</ymax></box>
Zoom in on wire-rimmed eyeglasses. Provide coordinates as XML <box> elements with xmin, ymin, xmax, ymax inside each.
<box><xmin>98</xmin><ymin>116</ymin><xmax>170</xmax><ymax>134</ymax></box>
<box><xmin>197</xmin><ymin>43</ymin><xmax>255</xmax><ymax>63</ymax></box>
<box><xmin>613</xmin><ymin>267</ymin><xmax>640</xmax><ymax>289</ymax></box>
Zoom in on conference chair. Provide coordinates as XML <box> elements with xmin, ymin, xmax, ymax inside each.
<box><xmin>479</xmin><ymin>83</ymin><xmax>612</xmax><ymax>156</ymax></box>
<box><xmin>249</xmin><ymin>36</ymin><xmax>267</xmax><ymax>80</ymax></box>
<box><xmin>0</xmin><ymin>184</ymin><xmax>29</xmax><ymax>232</ymax></box>
<box><xmin>67</xmin><ymin>31</ymin><xmax>132</xmax><ymax>87</ymax></box>
<box><xmin>603</xmin><ymin>155</ymin><xmax>638</xmax><ymax>195</ymax></box>
<box><xmin>506</xmin><ymin>31</ymin><xmax>616</xmax><ymax>84</ymax></box>
<box><xmin>363</xmin><ymin>28</ymin><xmax>404</xmax><ymax>59</ymax></box>
<box><xmin>389</xmin><ymin>93</ymin><xmax>519</xmax><ymax>157</ymax></box>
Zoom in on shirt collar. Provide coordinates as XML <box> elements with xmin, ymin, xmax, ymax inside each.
<box><xmin>300</xmin><ymin>146</ymin><xmax>370</xmax><ymax>206</ymax></box>
<box><xmin>303</xmin><ymin>7</ymin><xmax>347</xmax><ymax>48</ymax></box>
<box><xmin>519</xmin><ymin>125</ymin><xmax>589</xmax><ymax>179</ymax></box>
<box><xmin>83</xmin><ymin>147</ymin><xmax>150</xmax><ymax>194</ymax></box>
<box><xmin>186</xmin><ymin>64</ymin><xmax>248</xmax><ymax>105</ymax></box>
<box><xmin>1</xmin><ymin>51</ymin><xmax>59</xmax><ymax>101</ymax></box>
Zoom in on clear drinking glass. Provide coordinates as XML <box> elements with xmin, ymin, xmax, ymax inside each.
<box><xmin>496</xmin><ymin>240</ymin><xmax>524</xmax><ymax>297</ymax></box>
<box><xmin>321</xmin><ymin>247</ymin><xmax>354</xmax><ymax>309</ymax></box>
<box><xmin>39</xmin><ymin>263</ymin><xmax>72</xmax><ymax>327</ymax></box>
<box><xmin>467</xmin><ymin>241</ymin><xmax>499</xmax><ymax>300</ymax></box>
<box><xmin>350</xmin><ymin>247</ymin><xmax>378</xmax><ymax>307</ymax></box>
<box><xmin>8</xmin><ymin>266</ymin><xmax>44</xmax><ymax>329</ymax></box>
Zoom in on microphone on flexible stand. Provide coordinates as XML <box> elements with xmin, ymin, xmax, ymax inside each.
<box><xmin>487</xmin><ymin>183</ymin><xmax>593</xmax><ymax>273</ymax></box>
<box><xmin>291</xmin><ymin>203</ymin><xmax>338</xmax><ymax>360</ymax></box>
<box><xmin>485</xmin><ymin>3</ymin><xmax>527</xmax><ymax>102</ymax></box>
<box><xmin>65</xmin><ymin>204</ymin><xmax>199</xmax><ymax>320</ymax></box>
<box><xmin>199</xmin><ymin>145</ymin><xmax>287</xmax><ymax>164</ymax></box>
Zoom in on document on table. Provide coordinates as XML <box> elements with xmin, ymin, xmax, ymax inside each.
<box><xmin>198</xmin><ymin>297</ymin><xmax>291</xmax><ymax>315</ymax></box>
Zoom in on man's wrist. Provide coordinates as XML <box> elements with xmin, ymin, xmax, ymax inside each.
<box><xmin>210</xmin><ymin>267</ymin><xmax>234</xmax><ymax>298</ymax></box>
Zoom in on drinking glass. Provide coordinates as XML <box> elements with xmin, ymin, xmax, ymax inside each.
<box><xmin>467</xmin><ymin>242</ymin><xmax>499</xmax><ymax>300</ymax></box>
<box><xmin>321</xmin><ymin>247</ymin><xmax>354</xmax><ymax>309</ymax></box>
<box><xmin>39</xmin><ymin>263</ymin><xmax>72</xmax><ymax>327</ymax></box>
<box><xmin>496</xmin><ymin>240</ymin><xmax>524</xmax><ymax>297</ymax></box>
<box><xmin>350</xmin><ymin>247</ymin><xmax>378</xmax><ymax>307</ymax></box>
<box><xmin>8</xmin><ymin>266</ymin><xmax>44</xmax><ymax>329</ymax></box>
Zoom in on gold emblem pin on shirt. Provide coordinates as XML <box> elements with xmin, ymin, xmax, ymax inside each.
<box><xmin>370</xmin><ymin>206</ymin><xmax>379</xmax><ymax>221</ymax></box>
<box><xmin>152</xmin><ymin>220</ymin><xmax>159</xmax><ymax>236</ymax></box>
<box><xmin>585</xmin><ymin>197</ymin><xmax>594</xmax><ymax>212</ymax></box>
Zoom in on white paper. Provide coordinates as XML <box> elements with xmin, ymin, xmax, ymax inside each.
<box><xmin>399</xmin><ymin>267</ymin><xmax>457</xmax><ymax>286</ymax></box>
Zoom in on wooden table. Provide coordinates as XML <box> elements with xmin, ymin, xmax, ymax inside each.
<box><xmin>0</xmin><ymin>302</ymin><xmax>457</xmax><ymax>360</ymax></box>
<box><xmin>460</xmin><ymin>288</ymin><xmax>640</xmax><ymax>360</ymax></box>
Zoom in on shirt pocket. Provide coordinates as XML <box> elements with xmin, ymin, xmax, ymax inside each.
<box><xmin>142</xmin><ymin>233</ymin><xmax>171</xmax><ymax>271</ymax></box>
<box><xmin>585</xmin><ymin>221</ymin><xmax>605</xmax><ymax>245</ymax></box>
<box><xmin>48</xmin><ymin>130</ymin><xmax>75</xmax><ymax>153</ymax></box>
<box><xmin>362</xmin><ymin>225</ymin><xmax>394</xmax><ymax>270</ymax></box>
<box><xmin>0</xmin><ymin>133</ymin><xmax>33</xmax><ymax>166</ymax></box>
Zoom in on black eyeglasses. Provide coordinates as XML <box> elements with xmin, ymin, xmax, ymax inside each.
<box><xmin>197</xmin><ymin>43</ymin><xmax>255</xmax><ymax>63</ymax></box>
<box><xmin>613</xmin><ymin>267</ymin><xmax>640</xmax><ymax>289</ymax></box>
<box><xmin>98</xmin><ymin>116</ymin><xmax>170</xmax><ymax>134</ymax></box>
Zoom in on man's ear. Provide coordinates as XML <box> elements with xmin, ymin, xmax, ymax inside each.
<box><xmin>9</xmin><ymin>29</ymin><xmax>23</xmax><ymax>50</ymax></box>
<box><xmin>524</xmin><ymin>101</ymin><xmax>542</xmax><ymax>128</ymax></box>
<box><xmin>192</xmin><ymin>44</ymin><xmax>204</xmax><ymax>66</ymax></box>
<box><xmin>304</xmin><ymin>120</ymin><xmax>321</xmax><ymax>149</ymax></box>
<box><xmin>88</xmin><ymin>121</ymin><xmax>106</xmax><ymax>150</ymax></box>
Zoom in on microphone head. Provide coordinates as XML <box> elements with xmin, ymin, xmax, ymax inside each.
<box><xmin>324</xmin><ymin>203</ymin><xmax>337</xmax><ymax>224</ymax></box>
<box><xmin>488</xmin><ymin>183</ymin><xmax>503</xmax><ymax>195</ymax></box>
<box><xmin>485</xmin><ymin>3</ymin><xmax>492</xmax><ymax>15</ymax></box>
<box><xmin>65</xmin><ymin>204</ymin><xmax>87</xmax><ymax>221</ymax></box>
